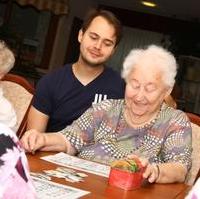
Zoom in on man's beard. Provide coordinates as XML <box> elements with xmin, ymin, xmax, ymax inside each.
<box><xmin>81</xmin><ymin>54</ymin><xmax>106</xmax><ymax>68</ymax></box>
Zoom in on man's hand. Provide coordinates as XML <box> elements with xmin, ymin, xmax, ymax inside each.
<box><xmin>20</xmin><ymin>129</ymin><xmax>46</xmax><ymax>153</ymax></box>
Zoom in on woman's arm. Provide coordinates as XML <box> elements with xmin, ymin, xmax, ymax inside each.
<box><xmin>128</xmin><ymin>154</ymin><xmax>187</xmax><ymax>183</ymax></box>
<box><xmin>20</xmin><ymin>129</ymin><xmax>76</xmax><ymax>155</ymax></box>
<box><xmin>145</xmin><ymin>111</ymin><xmax>192</xmax><ymax>184</ymax></box>
<box><xmin>156</xmin><ymin>162</ymin><xmax>187</xmax><ymax>183</ymax></box>
<box><xmin>21</xmin><ymin>102</ymin><xmax>100</xmax><ymax>154</ymax></box>
<box><xmin>143</xmin><ymin>162</ymin><xmax>187</xmax><ymax>183</ymax></box>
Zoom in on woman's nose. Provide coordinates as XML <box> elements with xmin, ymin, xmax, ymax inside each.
<box><xmin>135</xmin><ymin>88</ymin><xmax>145</xmax><ymax>101</ymax></box>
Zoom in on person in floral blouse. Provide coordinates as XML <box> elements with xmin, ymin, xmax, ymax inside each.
<box><xmin>21</xmin><ymin>45</ymin><xmax>192</xmax><ymax>184</ymax></box>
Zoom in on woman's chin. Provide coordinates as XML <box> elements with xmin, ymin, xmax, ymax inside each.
<box><xmin>132</xmin><ymin>110</ymin><xmax>147</xmax><ymax>117</ymax></box>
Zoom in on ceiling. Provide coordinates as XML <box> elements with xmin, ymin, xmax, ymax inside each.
<box><xmin>97</xmin><ymin>0</ymin><xmax>200</xmax><ymax>22</ymax></box>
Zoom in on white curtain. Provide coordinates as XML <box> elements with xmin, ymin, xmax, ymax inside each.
<box><xmin>107</xmin><ymin>26</ymin><xmax>168</xmax><ymax>72</ymax></box>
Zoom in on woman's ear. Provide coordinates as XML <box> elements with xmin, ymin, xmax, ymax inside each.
<box><xmin>0</xmin><ymin>73</ymin><xmax>4</xmax><ymax>80</ymax></box>
<box><xmin>164</xmin><ymin>87</ymin><xmax>177</xmax><ymax>108</ymax></box>
<box><xmin>164</xmin><ymin>94</ymin><xmax>177</xmax><ymax>109</ymax></box>
<box><xmin>164</xmin><ymin>87</ymin><xmax>173</xmax><ymax>98</ymax></box>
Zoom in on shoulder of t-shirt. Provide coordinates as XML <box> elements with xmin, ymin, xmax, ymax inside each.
<box><xmin>104</xmin><ymin>67</ymin><xmax>125</xmax><ymax>85</ymax></box>
<box><xmin>37</xmin><ymin>63</ymin><xmax>72</xmax><ymax>84</ymax></box>
<box><xmin>104</xmin><ymin>67</ymin><xmax>122</xmax><ymax>78</ymax></box>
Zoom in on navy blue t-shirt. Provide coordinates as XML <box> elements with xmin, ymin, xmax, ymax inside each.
<box><xmin>33</xmin><ymin>64</ymin><xmax>125</xmax><ymax>132</ymax></box>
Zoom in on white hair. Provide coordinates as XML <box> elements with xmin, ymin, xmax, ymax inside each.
<box><xmin>0</xmin><ymin>41</ymin><xmax>15</xmax><ymax>75</ymax></box>
<box><xmin>121</xmin><ymin>45</ymin><xmax>177</xmax><ymax>87</ymax></box>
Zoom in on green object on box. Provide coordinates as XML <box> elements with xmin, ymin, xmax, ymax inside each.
<box><xmin>126</xmin><ymin>159</ymin><xmax>139</xmax><ymax>172</ymax></box>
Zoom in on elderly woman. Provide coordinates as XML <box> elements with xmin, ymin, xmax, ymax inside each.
<box><xmin>0</xmin><ymin>41</ymin><xmax>17</xmax><ymax>130</ymax></box>
<box><xmin>21</xmin><ymin>45</ymin><xmax>192</xmax><ymax>184</ymax></box>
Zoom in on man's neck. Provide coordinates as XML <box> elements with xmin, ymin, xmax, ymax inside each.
<box><xmin>72</xmin><ymin>60</ymin><xmax>104</xmax><ymax>86</ymax></box>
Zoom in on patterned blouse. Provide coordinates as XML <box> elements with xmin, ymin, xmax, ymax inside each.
<box><xmin>0</xmin><ymin>123</ymin><xmax>35</xmax><ymax>199</ymax></box>
<box><xmin>61</xmin><ymin>99</ymin><xmax>192</xmax><ymax>170</ymax></box>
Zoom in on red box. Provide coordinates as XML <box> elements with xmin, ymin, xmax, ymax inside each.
<box><xmin>108</xmin><ymin>167</ymin><xmax>144</xmax><ymax>190</ymax></box>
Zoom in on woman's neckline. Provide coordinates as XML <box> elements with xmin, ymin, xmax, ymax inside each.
<box><xmin>123</xmin><ymin>103</ymin><xmax>162</xmax><ymax>129</ymax></box>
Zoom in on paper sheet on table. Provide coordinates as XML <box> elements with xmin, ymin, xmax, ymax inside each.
<box><xmin>32</xmin><ymin>176</ymin><xmax>90</xmax><ymax>199</ymax></box>
<box><xmin>41</xmin><ymin>152</ymin><xmax>110</xmax><ymax>177</ymax></box>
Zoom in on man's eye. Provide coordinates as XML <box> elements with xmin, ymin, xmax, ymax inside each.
<box><xmin>90</xmin><ymin>35</ymin><xmax>98</xmax><ymax>40</ymax></box>
<box><xmin>104</xmin><ymin>42</ymin><xmax>113</xmax><ymax>47</ymax></box>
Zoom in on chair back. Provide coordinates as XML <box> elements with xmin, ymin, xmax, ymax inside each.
<box><xmin>1</xmin><ymin>73</ymin><xmax>35</xmax><ymax>138</ymax></box>
<box><xmin>185</xmin><ymin>112</ymin><xmax>200</xmax><ymax>185</ymax></box>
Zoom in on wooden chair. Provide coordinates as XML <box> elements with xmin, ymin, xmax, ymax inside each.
<box><xmin>1</xmin><ymin>73</ymin><xmax>35</xmax><ymax>138</ymax></box>
<box><xmin>185</xmin><ymin>112</ymin><xmax>200</xmax><ymax>185</ymax></box>
<box><xmin>186</xmin><ymin>112</ymin><xmax>200</xmax><ymax>126</ymax></box>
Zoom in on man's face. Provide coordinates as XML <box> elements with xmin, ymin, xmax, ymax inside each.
<box><xmin>78</xmin><ymin>16</ymin><xmax>117</xmax><ymax>67</ymax></box>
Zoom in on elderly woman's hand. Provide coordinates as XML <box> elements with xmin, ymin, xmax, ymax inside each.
<box><xmin>143</xmin><ymin>163</ymin><xmax>160</xmax><ymax>183</ymax></box>
<box><xmin>127</xmin><ymin>154</ymin><xmax>160</xmax><ymax>183</ymax></box>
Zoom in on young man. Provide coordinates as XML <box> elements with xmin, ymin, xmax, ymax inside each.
<box><xmin>27</xmin><ymin>9</ymin><xmax>125</xmax><ymax>132</ymax></box>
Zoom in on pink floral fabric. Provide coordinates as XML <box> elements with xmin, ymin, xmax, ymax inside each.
<box><xmin>0</xmin><ymin>123</ymin><xmax>36</xmax><ymax>199</ymax></box>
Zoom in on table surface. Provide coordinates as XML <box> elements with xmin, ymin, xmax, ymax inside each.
<box><xmin>28</xmin><ymin>152</ymin><xmax>190</xmax><ymax>199</ymax></box>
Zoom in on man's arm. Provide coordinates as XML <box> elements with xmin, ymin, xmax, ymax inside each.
<box><xmin>27</xmin><ymin>106</ymin><xmax>49</xmax><ymax>132</ymax></box>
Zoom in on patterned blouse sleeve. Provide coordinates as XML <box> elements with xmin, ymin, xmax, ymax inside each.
<box><xmin>162</xmin><ymin>111</ymin><xmax>192</xmax><ymax>170</ymax></box>
<box><xmin>60</xmin><ymin>100</ymin><xmax>111</xmax><ymax>152</ymax></box>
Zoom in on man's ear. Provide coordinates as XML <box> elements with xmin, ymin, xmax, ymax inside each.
<box><xmin>78</xmin><ymin>29</ymin><xmax>83</xmax><ymax>43</ymax></box>
<box><xmin>110</xmin><ymin>44</ymin><xmax>118</xmax><ymax>56</ymax></box>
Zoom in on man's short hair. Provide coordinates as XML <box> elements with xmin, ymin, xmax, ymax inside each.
<box><xmin>81</xmin><ymin>9</ymin><xmax>122</xmax><ymax>46</ymax></box>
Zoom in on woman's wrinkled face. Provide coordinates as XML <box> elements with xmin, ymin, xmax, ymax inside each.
<box><xmin>125</xmin><ymin>63</ymin><xmax>170</xmax><ymax>117</ymax></box>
